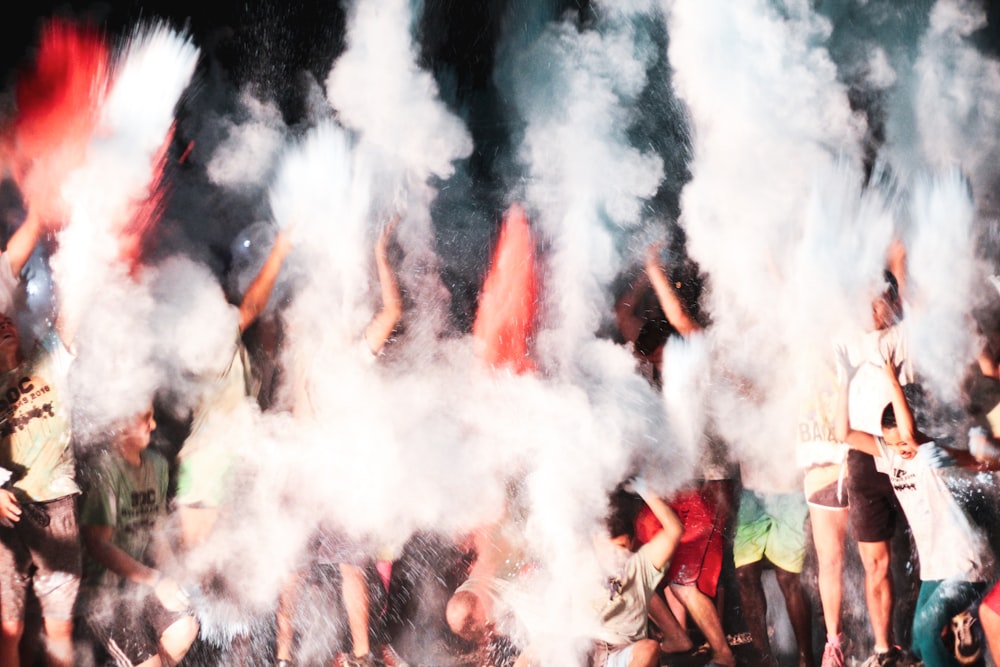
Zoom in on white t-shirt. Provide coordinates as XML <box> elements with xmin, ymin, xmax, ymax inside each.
<box><xmin>846</xmin><ymin>325</ymin><xmax>913</xmax><ymax>436</ymax></box>
<box><xmin>873</xmin><ymin>438</ymin><xmax>991</xmax><ymax>582</ymax></box>
<box><xmin>590</xmin><ymin>544</ymin><xmax>665</xmax><ymax>647</ymax></box>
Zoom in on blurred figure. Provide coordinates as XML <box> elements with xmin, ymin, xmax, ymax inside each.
<box><xmin>588</xmin><ymin>479</ymin><xmax>683</xmax><ymax>667</ymax></box>
<box><xmin>0</xmin><ymin>206</ymin><xmax>79</xmax><ymax>667</ymax></box>
<box><xmin>276</xmin><ymin>216</ymin><xmax>402</xmax><ymax>667</ymax></box>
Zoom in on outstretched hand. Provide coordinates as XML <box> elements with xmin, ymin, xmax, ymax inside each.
<box><xmin>622</xmin><ymin>476</ymin><xmax>650</xmax><ymax>500</ymax></box>
<box><xmin>645</xmin><ymin>241</ymin><xmax>666</xmax><ymax>269</ymax></box>
<box><xmin>835</xmin><ymin>344</ymin><xmax>858</xmax><ymax>385</ymax></box>
<box><xmin>376</xmin><ymin>214</ymin><xmax>400</xmax><ymax>254</ymax></box>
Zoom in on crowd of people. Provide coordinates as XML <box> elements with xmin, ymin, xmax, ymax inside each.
<box><xmin>0</xmin><ymin>182</ymin><xmax>999</xmax><ymax>667</ymax></box>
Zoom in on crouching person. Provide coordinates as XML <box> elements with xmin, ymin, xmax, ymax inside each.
<box><xmin>589</xmin><ymin>479</ymin><xmax>683</xmax><ymax>667</ymax></box>
<box><xmin>78</xmin><ymin>407</ymin><xmax>199</xmax><ymax>667</ymax></box>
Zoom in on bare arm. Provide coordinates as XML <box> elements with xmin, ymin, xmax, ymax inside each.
<box><xmin>630</xmin><ymin>480</ymin><xmax>683</xmax><ymax>571</ymax></box>
<box><xmin>614</xmin><ymin>271</ymin><xmax>649</xmax><ymax>345</ymax></box>
<box><xmin>82</xmin><ymin>524</ymin><xmax>159</xmax><ymax>586</ymax></box>
<box><xmin>363</xmin><ymin>216</ymin><xmax>402</xmax><ymax>355</ymax></box>
<box><xmin>644</xmin><ymin>243</ymin><xmax>700</xmax><ymax>337</ymax></box>
<box><xmin>238</xmin><ymin>229</ymin><xmax>292</xmax><ymax>333</ymax></box>
<box><xmin>833</xmin><ymin>347</ymin><xmax>880</xmax><ymax>457</ymax></box>
<box><xmin>887</xmin><ymin>237</ymin><xmax>907</xmax><ymax>304</ymax></box>
<box><xmin>5</xmin><ymin>207</ymin><xmax>44</xmax><ymax>277</ymax></box>
<box><xmin>883</xmin><ymin>354</ymin><xmax>914</xmax><ymax>442</ymax></box>
<box><xmin>82</xmin><ymin>524</ymin><xmax>190</xmax><ymax>610</ymax></box>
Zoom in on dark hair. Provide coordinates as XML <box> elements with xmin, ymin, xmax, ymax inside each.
<box><xmin>882</xmin><ymin>269</ymin><xmax>900</xmax><ymax>302</ymax></box>
<box><xmin>880</xmin><ymin>403</ymin><xmax>897</xmax><ymax>429</ymax></box>
<box><xmin>605</xmin><ymin>508</ymin><xmax>635</xmax><ymax>541</ymax></box>
<box><xmin>605</xmin><ymin>487</ymin><xmax>639</xmax><ymax>540</ymax></box>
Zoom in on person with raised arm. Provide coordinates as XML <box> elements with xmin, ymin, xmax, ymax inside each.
<box><xmin>0</xmin><ymin>204</ymin><xmax>79</xmax><ymax>667</ymax></box>
<box><xmin>589</xmin><ymin>478</ymin><xmax>683</xmax><ymax>667</ymax></box>
<box><xmin>641</xmin><ymin>242</ymin><xmax>737</xmax><ymax>667</ymax></box>
<box><xmin>173</xmin><ymin>227</ymin><xmax>292</xmax><ymax>550</ymax></box>
<box><xmin>276</xmin><ymin>216</ymin><xmax>403</xmax><ymax>667</ymax></box>
<box><xmin>835</xmin><ymin>346</ymin><xmax>993</xmax><ymax>667</ymax></box>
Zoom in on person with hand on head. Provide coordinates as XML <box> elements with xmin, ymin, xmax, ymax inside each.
<box><xmin>835</xmin><ymin>345</ymin><xmax>993</xmax><ymax>667</ymax></box>
<box><xmin>837</xmin><ymin>259</ymin><xmax>915</xmax><ymax>667</ymax></box>
<box><xmin>78</xmin><ymin>407</ymin><xmax>199</xmax><ymax>667</ymax></box>
<box><xmin>588</xmin><ymin>477</ymin><xmax>683</xmax><ymax>667</ymax></box>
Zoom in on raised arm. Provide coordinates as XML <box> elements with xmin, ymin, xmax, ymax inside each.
<box><xmin>614</xmin><ymin>271</ymin><xmax>650</xmax><ymax>345</ymax></box>
<box><xmin>238</xmin><ymin>228</ymin><xmax>292</xmax><ymax>333</ymax></box>
<box><xmin>886</xmin><ymin>237</ymin><xmax>907</xmax><ymax>305</ymax></box>
<box><xmin>883</xmin><ymin>351</ymin><xmax>914</xmax><ymax>442</ymax></box>
<box><xmin>644</xmin><ymin>242</ymin><xmax>700</xmax><ymax>337</ymax></box>
<box><xmin>629</xmin><ymin>478</ymin><xmax>683</xmax><ymax>571</ymax></box>
<box><xmin>363</xmin><ymin>215</ymin><xmax>402</xmax><ymax>355</ymax></box>
<box><xmin>833</xmin><ymin>345</ymin><xmax>879</xmax><ymax>457</ymax></box>
<box><xmin>5</xmin><ymin>206</ymin><xmax>44</xmax><ymax>277</ymax></box>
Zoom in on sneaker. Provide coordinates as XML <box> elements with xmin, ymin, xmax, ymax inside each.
<box><xmin>952</xmin><ymin>610</ymin><xmax>982</xmax><ymax>665</ymax></box>
<box><xmin>860</xmin><ymin>645</ymin><xmax>904</xmax><ymax>667</ymax></box>
<box><xmin>821</xmin><ymin>640</ymin><xmax>845</xmax><ymax>667</ymax></box>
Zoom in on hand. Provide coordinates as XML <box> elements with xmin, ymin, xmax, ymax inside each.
<box><xmin>0</xmin><ymin>489</ymin><xmax>21</xmax><ymax>524</ymax></box>
<box><xmin>377</xmin><ymin>215</ymin><xmax>400</xmax><ymax>252</ymax></box>
<box><xmin>645</xmin><ymin>241</ymin><xmax>666</xmax><ymax>269</ymax></box>
<box><xmin>834</xmin><ymin>344</ymin><xmax>858</xmax><ymax>385</ymax></box>
<box><xmin>623</xmin><ymin>476</ymin><xmax>650</xmax><ymax>499</ymax></box>
<box><xmin>154</xmin><ymin>575</ymin><xmax>192</xmax><ymax>612</ymax></box>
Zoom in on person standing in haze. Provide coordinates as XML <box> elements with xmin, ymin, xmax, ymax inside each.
<box><xmin>0</xmin><ymin>205</ymin><xmax>80</xmax><ymax>667</ymax></box>
<box><xmin>839</xmin><ymin>246</ymin><xmax>915</xmax><ymax>667</ymax></box>
<box><xmin>276</xmin><ymin>215</ymin><xmax>403</xmax><ymax>667</ymax></box>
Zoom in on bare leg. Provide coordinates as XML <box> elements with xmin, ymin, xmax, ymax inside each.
<box><xmin>857</xmin><ymin>540</ymin><xmax>893</xmax><ymax>651</ymax></box>
<box><xmin>809</xmin><ymin>505</ymin><xmax>847</xmax><ymax>639</ymax></box>
<box><xmin>648</xmin><ymin>591</ymin><xmax>693</xmax><ymax>653</ymax></box>
<box><xmin>159</xmin><ymin>615</ymin><xmax>199</xmax><ymax>666</ymax></box>
<box><xmin>628</xmin><ymin>638</ymin><xmax>661</xmax><ymax>667</ymax></box>
<box><xmin>42</xmin><ymin>618</ymin><xmax>72</xmax><ymax>667</ymax></box>
<box><xmin>774</xmin><ymin>567</ymin><xmax>814</xmax><ymax>667</ymax></box>
<box><xmin>671</xmin><ymin>584</ymin><xmax>735</xmax><ymax>666</ymax></box>
<box><xmin>1</xmin><ymin>619</ymin><xmax>23</xmax><ymax>667</ymax></box>
<box><xmin>276</xmin><ymin>570</ymin><xmax>304</xmax><ymax>662</ymax></box>
<box><xmin>735</xmin><ymin>561</ymin><xmax>776</xmax><ymax>666</ymax></box>
<box><xmin>339</xmin><ymin>563</ymin><xmax>371</xmax><ymax>658</ymax></box>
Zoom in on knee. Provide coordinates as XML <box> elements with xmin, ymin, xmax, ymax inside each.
<box><xmin>774</xmin><ymin>568</ymin><xmax>802</xmax><ymax>592</ymax></box>
<box><xmin>859</xmin><ymin>546</ymin><xmax>890</xmax><ymax>580</ymax></box>
<box><xmin>909</xmin><ymin>609</ymin><xmax>938</xmax><ymax>659</ymax></box>
<box><xmin>447</xmin><ymin>590</ymin><xmax>487</xmax><ymax>642</ymax></box>
<box><xmin>162</xmin><ymin>615</ymin><xmax>199</xmax><ymax>651</ymax></box>
<box><xmin>631</xmin><ymin>639</ymin><xmax>660</xmax><ymax>667</ymax></box>
<box><xmin>735</xmin><ymin>564</ymin><xmax>759</xmax><ymax>587</ymax></box>
<box><xmin>1</xmin><ymin>619</ymin><xmax>24</xmax><ymax>642</ymax></box>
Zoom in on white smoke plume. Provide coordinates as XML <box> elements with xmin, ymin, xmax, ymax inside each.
<box><xmin>663</xmin><ymin>0</ymin><xmax>869</xmax><ymax>481</ymax></box>
<box><xmin>51</xmin><ymin>23</ymin><xmax>199</xmax><ymax>438</ymax></box>
<box><xmin>325</xmin><ymin>0</ymin><xmax>473</xmax><ymax>350</ymax></box>
<box><xmin>206</xmin><ymin>90</ymin><xmax>288</xmax><ymax>192</ymax></box>
<box><xmin>912</xmin><ymin>0</ymin><xmax>1000</xmax><ymax>201</ymax></box>
<box><xmin>905</xmin><ymin>169</ymin><xmax>983</xmax><ymax>403</ymax></box>
<box><xmin>494</xmin><ymin>3</ymin><xmax>677</xmax><ymax>662</ymax></box>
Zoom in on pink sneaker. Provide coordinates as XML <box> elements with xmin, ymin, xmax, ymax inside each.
<box><xmin>822</xmin><ymin>639</ymin><xmax>845</xmax><ymax>667</ymax></box>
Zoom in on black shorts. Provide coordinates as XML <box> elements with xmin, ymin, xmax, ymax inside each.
<box><xmin>85</xmin><ymin>583</ymin><xmax>190</xmax><ymax>667</ymax></box>
<box><xmin>846</xmin><ymin>449</ymin><xmax>900</xmax><ymax>543</ymax></box>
